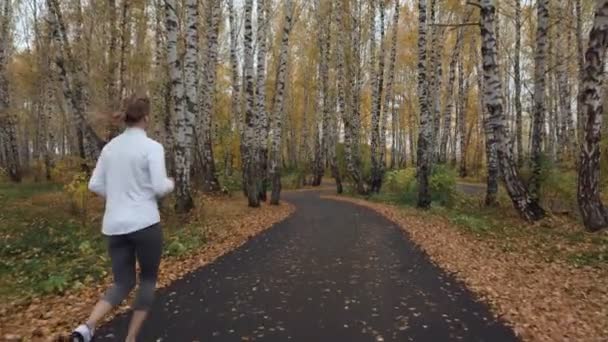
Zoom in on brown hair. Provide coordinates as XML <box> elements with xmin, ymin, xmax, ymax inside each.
<box><xmin>124</xmin><ymin>95</ymin><xmax>151</xmax><ymax>125</ymax></box>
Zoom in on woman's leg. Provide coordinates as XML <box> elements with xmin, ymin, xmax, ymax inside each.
<box><xmin>126</xmin><ymin>224</ymin><xmax>163</xmax><ymax>342</ymax></box>
<box><xmin>87</xmin><ymin>235</ymin><xmax>136</xmax><ymax>329</ymax></box>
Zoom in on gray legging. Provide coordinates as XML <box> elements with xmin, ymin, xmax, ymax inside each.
<box><xmin>103</xmin><ymin>223</ymin><xmax>163</xmax><ymax>311</ymax></box>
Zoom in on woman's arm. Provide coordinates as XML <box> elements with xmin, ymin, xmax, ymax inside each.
<box><xmin>149</xmin><ymin>143</ymin><xmax>175</xmax><ymax>197</ymax></box>
<box><xmin>88</xmin><ymin>150</ymin><xmax>107</xmax><ymax>197</ymax></box>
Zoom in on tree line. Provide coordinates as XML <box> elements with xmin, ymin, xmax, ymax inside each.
<box><xmin>1</xmin><ymin>0</ymin><xmax>608</xmax><ymax>232</ymax></box>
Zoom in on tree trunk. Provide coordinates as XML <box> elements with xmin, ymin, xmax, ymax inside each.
<box><xmin>199</xmin><ymin>0</ymin><xmax>221</xmax><ymax>193</ymax></box>
<box><xmin>47</xmin><ymin>0</ymin><xmax>103</xmax><ymax>162</ymax></box>
<box><xmin>576</xmin><ymin>0</ymin><xmax>585</xmax><ymax>140</ymax></box>
<box><xmin>381</xmin><ymin>0</ymin><xmax>399</xmax><ymax>176</ymax></box>
<box><xmin>479</xmin><ymin>57</ymin><xmax>498</xmax><ymax>206</ymax></box>
<box><xmin>577</xmin><ymin>0</ymin><xmax>608</xmax><ymax>232</ymax></box>
<box><xmin>313</xmin><ymin>0</ymin><xmax>331</xmax><ymax>186</ymax></box>
<box><xmin>556</xmin><ymin>2</ymin><xmax>574</xmax><ymax>162</ymax></box>
<box><xmin>439</xmin><ymin>24</ymin><xmax>464</xmax><ymax>164</ymax></box>
<box><xmin>166</xmin><ymin>0</ymin><xmax>195</xmax><ymax>212</ymax></box>
<box><xmin>529</xmin><ymin>0</ymin><xmax>549</xmax><ymax>201</ymax></box>
<box><xmin>514</xmin><ymin>0</ymin><xmax>523</xmax><ymax>167</ymax></box>
<box><xmin>242</xmin><ymin>0</ymin><xmax>260</xmax><ymax>207</ymax></box>
<box><xmin>416</xmin><ymin>0</ymin><xmax>432</xmax><ymax>208</ymax></box>
<box><xmin>429</xmin><ymin>0</ymin><xmax>443</xmax><ymax>159</ymax></box>
<box><xmin>370</xmin><ymin>0</ymin><xmax>388</xmax><ymax>193</ymax></box>
<box><xmin>269</xmin><ymin>0</ymin><xmax>294</xmax><ymax>205</ymax></box>
<box><xmin>255</xmin><ymin>0</ymin><xmax>269</xmax><ymax>200</ymax></box>
<box><xmin>228</xmin><ymin>0</ymin><xmax>240</xmax><ymax>177</ymax></box>
<box><xmin>479</xmin><ymin>0</ymin><xmax>545</xmax><ymax>221</ymax></box>
<box><xmin>0</xmin><ymin>0</ymin><xmax>19</xmax><ymax>182</ymax></box>
<box><xmin>458</xmin><ymin>56</ymin><xmax>469</xmax><ymax>178</ymax></box>
<box><xmin>337</xmin><ymin>0</ymin><xmax>365</xmax><ymax>194</ymax></box>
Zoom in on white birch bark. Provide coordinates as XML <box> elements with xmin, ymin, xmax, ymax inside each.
<box><xmin>47</xmin><ymin>0</ymin><xmax>103</xmax><ymax>162</ymax></box>
<box><xmin>166</xmin><ymin>0</ymin><xmax>195</xmax><ymax>212</ymax></box>
<box><xmin>227</xmin><ymin>0</ymin><xmax>240</xmax><ymax>174</ymax></box>
<box><xmin>479</xmin><ymin>0</ymin><xmax>545</xmax><ymax>221</ymax></box>
<box><xmin>269</xmin><ymin>0</ymin><xmax>294</xmax><ymax>205</ymax></box>
<box><xmin>199</xmin><ymin>0</ymin><xmax>221</xmax><ymax>192</ymax></box>
<box><xmin>242</xmin><ymin>0</ymin><xmax>260</xmax><ymax>207</ymax></box>
<box><xmin>416</xmin><ymin>0</ymin><xmax>432</xmax><ymax>208</ymax></box>
<box><xmin>529</xmin><ymin>0</ymin><xmax>549</xmax><ymax>201</ymax></box>
<box><xmin>577</xmin><ymin>0</ymin><xmax>608</xmax><ymax>231</ymax></box>
<box><xmin>255</xmin><ymin>0</ymin><xmax>269</xmax><ymax>200</ymax></box>
<box><xmin>0</xmin><ymin>0</ymin><xmax>20</xmax><ymax>182</ymax></box>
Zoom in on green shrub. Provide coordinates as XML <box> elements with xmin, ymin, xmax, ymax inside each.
<box><xmin>541</xmin><ymin>168</ymin><xmax>577</xmax><ymax>213</ymax></box>
<box><xmin>218</xmin><ymin>172</ymin><xmax>243</xmax><ymax>193</ymax></box>
<box><xmin>429</xmin><ymin>165</ymin><xmax>457</xmax><ymax>206</ymax></box>
<box><xmin>281</xmin><ymin>169</ymin><xmax>306</xmax><ymax>190</ymax></box>
<box><xmin>379</xmin><ymin>166</ymin><xmax>456</xmax><ymax>207</ymax></box>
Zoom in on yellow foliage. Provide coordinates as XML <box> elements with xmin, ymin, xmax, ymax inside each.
<box><xmin>63</xmin><ymin>172</ymin><xmax>91</xmax><ymax>217</ymax></box>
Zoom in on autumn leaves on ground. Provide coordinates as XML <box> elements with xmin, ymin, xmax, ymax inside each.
<box><xmin>0</xmin><ymin>174</ymin><xmax>294</xmax><ymax>340</ymax></box>
<box><xmin>2</xmin><ymin>0</ymin><xmax>608</xmax><ymax>340</ymax></box>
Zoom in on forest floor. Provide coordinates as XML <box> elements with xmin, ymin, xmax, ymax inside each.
<box><xmin>329</xmin><ymin>189</ymin><xmax>608</xmax><ymax>341</ymax></box>
<box><xmin>0</xmin><ymin>182</ymin><xmax>294</xmax><ymax>341</ymax></box>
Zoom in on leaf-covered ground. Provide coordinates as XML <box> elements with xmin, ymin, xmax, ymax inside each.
<box><xmin>0</xmin><ymin>183</ymin><xmax>294</xmax><ymax>341</ymax></box>
<box><xmin>324</xmin><ymin>195</ymin><xmax>608</xmax><ymax>342</ymax></box>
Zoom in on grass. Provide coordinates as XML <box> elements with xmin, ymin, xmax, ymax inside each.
<box><xmin>0</xmin><ymin>180</ymin><xmax>253</xmax><ymax>303</ymax></box>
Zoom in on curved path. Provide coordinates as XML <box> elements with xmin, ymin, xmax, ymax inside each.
<box><xmin>96</xmin><ymin>191</ymin><xmax>517</xmax><ymax>341</ymax></box>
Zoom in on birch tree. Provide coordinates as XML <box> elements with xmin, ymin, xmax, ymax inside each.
<box><xmin>416</xmin><ymin>0</ymin><xmax>432</xmax><ymax>208</ymax></box>
<box><xmin>47</xmin><ymin>0</ymin><xmax>103</xmax><ymax>161</ymax></box>
<box><xmin>269</xmin><ymin>0</ymin><xmax>294</xmax><ymax>205</ymax></box>
<box><xmin>529</xmin><ymin>0</ymin><xmax>550</xmax><ymax>201</ymax></box>
<box><xmin>242</xmin><ymin>0</ymin><xmax>260</xmax><ymax>207</ymax></box>
<box><xmin>0</xmin><ymin>0</ymin><xmax>20</xmax><ymax>182</ymax></box>
<box><xmin>379</xmin><ymin>0</ymin><xmax>399</xmax><ymax>177</ymax></box>
<box><xmin>478</xmin><ymin>0</ymin><xmax>545</xmax><ymax>221</ymax></box>
<box><xmin>312</xmin><ymin>0</ymin><xmax>330</xmax><ymax>186</ymax></box>
<box><xmin>577</xmin><ymin>0</ymin><xmax>608</xmax><ymax>231</ymax></box>
<box><xmin>514</xmin><ymin>0</ymin><xmax>523</xmax><ymax>166</ymax></box>
<box><xmin>166</xmin><ymin>0</ymin><xmax>196</xmax><ymax>212</ymax></box>
<box><xmin>255</xmin><ymin>0</ymin><xmax>269</xmax><ymax>200</ymax></box>
<box><xmin>228</xmin><ymin>0</ymin><xmax>240</xmax><ymax>174</ymax></box>
<box><xmin>199</xmin><ymin>0</ymin><xmax>221</xmax><ymax>193</ymax></box>
<box><xmin>370</xmin><ymin>0</ymin><xmax>387</xmax><ymax>193</ymax></box>
<box><xmin>439</xmin><ymin>22</ymin><xmax>464</xmax><ymax>163</ymax></box>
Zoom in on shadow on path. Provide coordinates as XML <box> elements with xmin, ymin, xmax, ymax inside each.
<box><xmin>95</xmin><ymin>191</ymin><xmax>517</xmax><ymax>342</ymax></box>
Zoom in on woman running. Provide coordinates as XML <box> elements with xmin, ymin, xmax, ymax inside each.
<box><xmin>71</xmin><ymin>96</ymin><xmax>174</xmax><ymax>342</ymax></box>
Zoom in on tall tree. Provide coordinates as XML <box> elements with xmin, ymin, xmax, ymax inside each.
<box><xmin>514</xmin><ymin>0</ymin><xmax>523</xmax><ymax>166</ymax></box>
<box><xmin>199</xmin><ymin>0</ymin><xmax>221</xmax><ymax>193</ymax></box>
<box><xmin>439</xmin><ymin>21</ymin><xmax>465</xmax><ymax>163</ymax></box>
<box><xmin>269</xmin><ymin>0</ymin><xmax>294</xmax><ymax>205</ymax></box>
<box><xmin>370</xmin><ymin>0</ymin><xmax>387</xmax><ymax>193</ymax></box>
<box><xmin>338</xmin><ymin>0</ymin><xmax>365</xmax><ymax>194</ymax></box>
<box><xmin>379</xmin><ymin>0</ymin><xmax>400</xmax><ymax>177</ymax></box>
<box><xmin>529</xmin><ymin>0</ymin><xmax>550</xmax><ymax>201</ymax></box>
<box><xmin>576</xmin><ymin>0</ymin><xmax>585</xmax><ymax>138</ymax></box>
<box><xmin>457</xmin><ymin>55</ymin><xmax>469</xmax><ymax>177</ymax></box>
<box><xmin>227</xmin><ymin>0</ymin><xmax>240</xmax><ymax>175</ymax></box>
<box><xmin>577</xmin><ymin>0</ymin><xmax>608</xmax><ymax>231</ymax></box>
<box><xmin>0</xmin><ymin>0</ymin><xmax>20</xmax><ymax>182</ymax></box>
<box><xmin>478</xmin><ymin>0</ymin><xmax>545</xmax><ymax>221</ymax></box>
<box><xmin>166</xmin><ymin>0</ymin><xmax>196</xmax><ymax>212</ymax></box>
<box><xmin>255</xmin><ymin>0</ymin><xmax>269</xmax><ymax>200</ymax></box>
<box><xmin>242</xmin><ymin>0</ymin><xmax>260</xmax><ymax>207</ymax></box>
<box><xmin>47</xmin><ymin>0</ymin><xmax>103</xmax><ymax>161</ymax></box>
<box><xmin>416</xmin><ymin>0</ymin><xmax>432</xmax><ymax>208</ymax></box>
<box><xmin>312</xmin><ymin>0</ymin><xmax>330</xmax><ymax>186</ymax></box>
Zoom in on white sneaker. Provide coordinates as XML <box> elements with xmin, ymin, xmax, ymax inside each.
<box><xmin>71</xmin><ymin>324</ymin><xmax>94</xmax><ymax>342</ymax></box>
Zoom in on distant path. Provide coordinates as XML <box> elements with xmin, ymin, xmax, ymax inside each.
<box><xmin>95</xmin><ymin>191</ymin><xmax>517</xmax><ymax>341</ymax></box>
